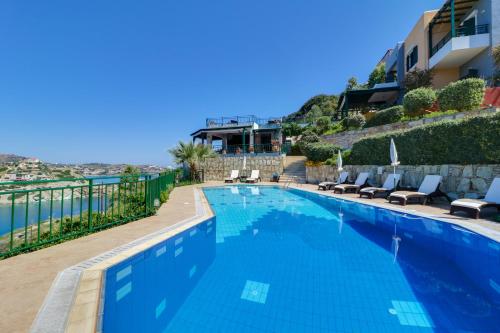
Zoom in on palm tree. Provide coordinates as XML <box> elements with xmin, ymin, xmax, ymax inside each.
<box><xmin>169</xmin><ymin>141</ymin><xmax>214</xmax><ymax>180</ymax></box>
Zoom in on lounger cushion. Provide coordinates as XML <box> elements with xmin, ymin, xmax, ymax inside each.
<box><xmin>335</xmin><ymin>184</ymin><xmax>361</xmax><ymax>190</ymax></box>
<box><xmin>451</xmin><ymin>198</ymin><xmax>494</xmax><ymax>210</ymax></box>
<box><xmin>484</xmin><ymin>178</ymin><xmax>500</xmax><ymax>203</ymax></box>
<box><xmin>390</xmin><ymin>191</ymin><xmax>427</xmax><ymax>199</ymax></box>
<box><xmin>418</xmin><ymin>175</ymin><xmax>442</xmax><ymax>194</ymax></box>
<box><xmin>360</xmin><ymin>187</ymin><xmax>388</xmax><ymax>194</ymax></box>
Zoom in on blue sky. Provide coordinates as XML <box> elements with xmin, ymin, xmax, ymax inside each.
<box><xmin>0</xmin><ymin>0</ymin><xmax>444</xmax><ymax>166</ymax></box>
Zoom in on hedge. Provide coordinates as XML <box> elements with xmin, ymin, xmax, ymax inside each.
<box><xmin>346</xmin><ymin>112</ymin><xmax>500</xmax><ymax>165</ymax></box>
<box><xmin>403</xmin><ymin>87</ymin><xmax>437</xmax><ymax>117</ymax></box>
<box><xmin>302</xmin><ymin>142</ymin><xmax>341</xmax><ymax>162</ymax></box>
<box><xmin>364</xmin><ymin>106</ymin><xmax>404</xmax><ymax>128</ymax></box>
<box><xmin>438</xmin><ymin>78</ymin><xmax>485</xmax><ymax>112</ymax></box>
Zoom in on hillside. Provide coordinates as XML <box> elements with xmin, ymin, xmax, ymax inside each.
<box><xmin>0</xmin><ymin>154</ymin><xmax>26</xmax><ymax>164</ymax></box>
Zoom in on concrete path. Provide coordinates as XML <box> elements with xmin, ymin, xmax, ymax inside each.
<box><xmin>0</xmin><ymin>185</ymin><xmax>198</xmax><ymax>333</ymax></box>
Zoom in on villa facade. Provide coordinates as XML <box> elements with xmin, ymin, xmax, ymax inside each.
<box><xmin>190</xmin><ymin>115</ymin><xmax>285</xmax><ymax>154</ymax></box>
<box><xmin>386</xmin><ymin>0</ymin><xmax>499</xmax><ymax>91</ymax></box>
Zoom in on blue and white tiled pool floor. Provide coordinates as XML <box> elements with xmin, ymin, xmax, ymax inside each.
<box><xmin>103</xmin><ymin>186</ymin><xmax>500</xmax><ymax>332</ymax></box>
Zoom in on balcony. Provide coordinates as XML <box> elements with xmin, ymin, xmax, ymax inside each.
<box><xmin>205</xmin><ymin>115</ymin><xmax>282</xmax><ymax>129</ymax></box>
<box><xmin>429</xmin><ymin>24</ymin><xmax>490</xmax><ymax>69</ymax></box>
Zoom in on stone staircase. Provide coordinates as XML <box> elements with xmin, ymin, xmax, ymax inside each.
<box><xmin>281</xmin><ymin>156</ymin><xmax>307</xmax><ymax>184</ymax></box>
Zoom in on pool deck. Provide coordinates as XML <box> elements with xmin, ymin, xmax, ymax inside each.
<box><xmin>1</xmin><ymin>181</ymin><xmax>499</xmax><ymax>332</ymax></box>
<box><xmin>0</xmin><ymin>185</ymin><xmax>200</xmax><ymax>333</ymax></box>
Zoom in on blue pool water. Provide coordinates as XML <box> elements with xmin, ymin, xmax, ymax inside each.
<box><xmin>102</xmin><ymin>186</ymin><xmax>500</xmax><ymax>332</ymax></box>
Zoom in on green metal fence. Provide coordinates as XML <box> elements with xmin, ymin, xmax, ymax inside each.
<box><xmin>0</xmin><ymin>171</ymin><xmax>176</xmax><ymax>258</ymax></box>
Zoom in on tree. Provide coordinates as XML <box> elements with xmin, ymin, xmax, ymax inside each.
<box><xmin>282</xmin><ymin>122</ymin><xmax>303</xmax><ymax>137</ymax></box>
<box><xmin>169</xmin><ymin>142</ymin><xmax>215</xmax><ymax>180</ymax></box>
<box><xmin>493</xmin><ymin>45</ymin><xmax>500</xmax><ymax>68</ymax></box>
<box><xmin>121</xmin><ymin>165</ymin><xmax>140</xmax><ymax>183</ymax></box>
<box><xmin>403</xmin><ymin>68</ymin><xmax>434</xmax><ymax>91</ymax></box>
<box><xmin>346</xmin><ymin>77</ymin><xmax>359</xmax><ymax>90</ymax></box>
<box><xmin>367</xmin><ymin>63</ymin><xmax>386</xmax><ymax>88</ymax></box>
<box><xmin>305</xmin><ymin>105</ymin><xmax>322</xmax><ymax>124</ymax></box>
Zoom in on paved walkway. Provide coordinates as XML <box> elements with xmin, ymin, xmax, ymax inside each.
<box><xmin>0</xmin><ymin>185</ymin><xmax>198</xmax><ymax>333</ymax></box>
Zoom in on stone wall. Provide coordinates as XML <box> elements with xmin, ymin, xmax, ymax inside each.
<box><xmin>323</xmin><ymin>108</ymin><xmax>498</xmax><ymax>149</ymax></box>
<box><xmin>200</xmin><ymin>155</ymin><xmax>284</xmax><ymax>181</ymax></box>
<box><xmin>306</xmin><ymin>164</ymin><xmax>500</xmax><ymax>200</ymax></box>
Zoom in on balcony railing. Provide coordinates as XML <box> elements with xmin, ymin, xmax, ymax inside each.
<box><xmin>431</xmin><ymin>24</ymin><xmax>489</xmax><ymax>57</ymax></box>
<box><xmin>211</xmin><ymin>143</ymin><xmax>291</xmax><ymax>155</ymax></box>
<box><xmin>205</xmin><ymin>116</ymin><xmax>282</xmax><ymax>128</ymax></box>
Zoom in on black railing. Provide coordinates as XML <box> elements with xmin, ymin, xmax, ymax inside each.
<box><xmin>210</xmin><ymin>143</ymin><xmax>291</xmax><ymax>155</ymax></box>
<box><xmin>205</xmin><ymin>115</ymin><xmax>282</xmax><ymax>128</ymax></box>
<box><xmin>431</xmin><ymin>24</ymin><xmax>489</xmax><ymax>57</ymax></box>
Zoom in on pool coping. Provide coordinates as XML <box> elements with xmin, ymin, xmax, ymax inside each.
<box><xmin>30</xmin><ymin>183</ymin><xmax>500</xmax><ymax>332</ymax></box>
<box><xmin>30</xmin><ymin>188</ymin><xmax>213</xmax><ymax>333</ymax></box>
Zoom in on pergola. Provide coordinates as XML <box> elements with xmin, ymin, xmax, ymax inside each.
<box><xmin>428</xmin><ymin>0</ymin><xmax>478</xmax><ymax>55</ymax></box>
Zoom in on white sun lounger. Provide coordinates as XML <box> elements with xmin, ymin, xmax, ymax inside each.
<box><xmin>450</xmin><ymin>177</ymin><xmax>500</xmax><ymax>219</ymax></box>
<box><xmin>359</xmin><ymin>173</ymin><xmax>401</xmax><ymax>199</ymax></box>
<box><xmin>318</xmin><ymin>172</ymin><xmax>349</xmax><ymax>191</ymax></box>
<box><xmin>246</xmin><ymin>170</ymin><xmax>261</xmax><ymax>183</ymax></box>
<box><xmin>334</xmin><ymin>172</ymin><xmax>370</xmax><ymax>194</ymax></box>
<box><xmin>388</xmin><ymin>175</ymin><xmax>445</xmax><ymax>205</ymax></box>
<box><xmin>224</xmin><ymin>170</ymin><xmax>239</xmax><ymax>183</ymax></box>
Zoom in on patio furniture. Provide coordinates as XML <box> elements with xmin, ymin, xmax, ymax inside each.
<box><xmin>450</xmin><ymin>177</ymin><xmax>500</xmax><ymax>219</ymax></box>
<box><xmin>388</xmin><ymin>175</ymin><xmax>449</xmax><ymax>205</ymax></box>
<box><xmin>359</xmin><ymin>173</ymin><xmax>401</xmax><ymax>199</ymax></box>
<box><xmin>318</xmin><ymin>172</ymin><xmax>349</xmax><ymax>191</ymax></box>
<box><xmin>334</xmin><ymin>172</ymin><xmax>370</xmax><ymax>194</ymax></box>
<box><xmin>224</xmin><ymin>170</ymin><xmax>239</xmax><ymax>183</ymax></box>
<box><xmin>246</xmin><ymin>170</ymin><xmax>261</xmax><ymax>183</ymax></box>
<box><xmin>271</xmin><ymin>173</ymin><xmax>280</xmax><ymax>182</ymax></box>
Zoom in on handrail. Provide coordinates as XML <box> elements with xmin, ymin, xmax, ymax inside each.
<box><xmin>210</xmin><ymin>142</ymin><xmax>291</xmax><ymax>154</ymax></box>
<box><xmin>431</xmin><ymin>24</ymin><xmax>489</xmax><ymax>57</ymax></box>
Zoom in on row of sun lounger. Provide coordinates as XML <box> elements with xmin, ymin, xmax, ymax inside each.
<box><xmin>318</xmin><ymin>172</ymin><xmax>500</xmax><ymax>219</ymax></box>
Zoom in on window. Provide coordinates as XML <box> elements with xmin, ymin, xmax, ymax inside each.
<box><xmin>406</xmin><ymin>46</ymin><xmax>418</xmax><ymax>71</ymax></box>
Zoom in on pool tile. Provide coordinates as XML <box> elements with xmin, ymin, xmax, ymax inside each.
<box><xmin>240</xmin><ymin>280</ymin><xmax>270</xmax><ymax>304</ymax></box>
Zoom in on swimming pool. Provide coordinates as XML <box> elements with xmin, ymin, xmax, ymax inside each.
<box><xmin>102</xmin><ymin>186</ymin><xmax>500</xmax><ymax>332</ymax></box>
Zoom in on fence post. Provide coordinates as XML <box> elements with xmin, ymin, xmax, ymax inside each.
<box><xmin>88</xmin><ymin>179</ymin><xmax>94</xmax><ymax>231</ymax></box>
<box><xmin>144</xmin><ymin>175</ymin><xmax>151</xmax><ymax>214</ymax></box>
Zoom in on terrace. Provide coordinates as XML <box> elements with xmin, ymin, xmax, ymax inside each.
<box><xmin>191</xmin><ymin>115</ymin><xmax>285</xmax><ymax>155</ymax></box>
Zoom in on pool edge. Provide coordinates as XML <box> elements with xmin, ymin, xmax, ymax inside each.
<box><xmin>30</xmin><ymin>187</ymin><xmax>213</xmax><ymax>333</ymax></box>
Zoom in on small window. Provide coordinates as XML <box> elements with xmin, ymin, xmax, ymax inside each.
<box><xmin>406</xmin><ymin>46</ymin><xmax>418</xmax><ymax>71</ymax></box>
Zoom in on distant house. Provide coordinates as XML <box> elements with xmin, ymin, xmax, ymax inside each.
<box><xmin>190</xmin><ymin>115</ymin><xmax>285</xmax><ymax>154</ymax></box>
<box><xmin>2</xmin><ymin>173</ymin><xmax>17</xmax><ymax>181</ymax></box>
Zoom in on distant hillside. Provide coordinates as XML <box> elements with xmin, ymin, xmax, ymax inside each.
<box><xmin>0</xmin><ymin>154</ymin><xmax>27</xmax><ymax>164</ymax></box>
<box><xmin>285</xmin><ymin>94</ymin><xmax>339</xmax><ymax>122</ymax></box>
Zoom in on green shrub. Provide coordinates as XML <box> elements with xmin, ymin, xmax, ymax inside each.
<box><xmin>364</xmin><ymin>106</ymin><xmax>404</xmax><ymax>127</ymax></box>
<box><xmin>341</xmin><ymin>113</ymin><xmax>366</xmax><ymax>130</ymax></box>
<box><xmin>437</xmin><ymin>78</ymin><xmax>485</xmax><ymax>111</ymax></box>
<box><xmin>403</xmin><ymin>87</ymin><xmax>437</xmax><ymax>117</ymax></box>
<box><xmin>315</xmin><ymin>116</ymin><xmax>332</xmax><ymax>134</ymax></box>
<box><xmin>346</xmin><ymin>112</ymin><xmax>500</xmax><ymax>165</ymax></box>
<box><xmin>302</xmin><ymin>142</ymin><xmax>341</xmax><ymax>162</ymax></box>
